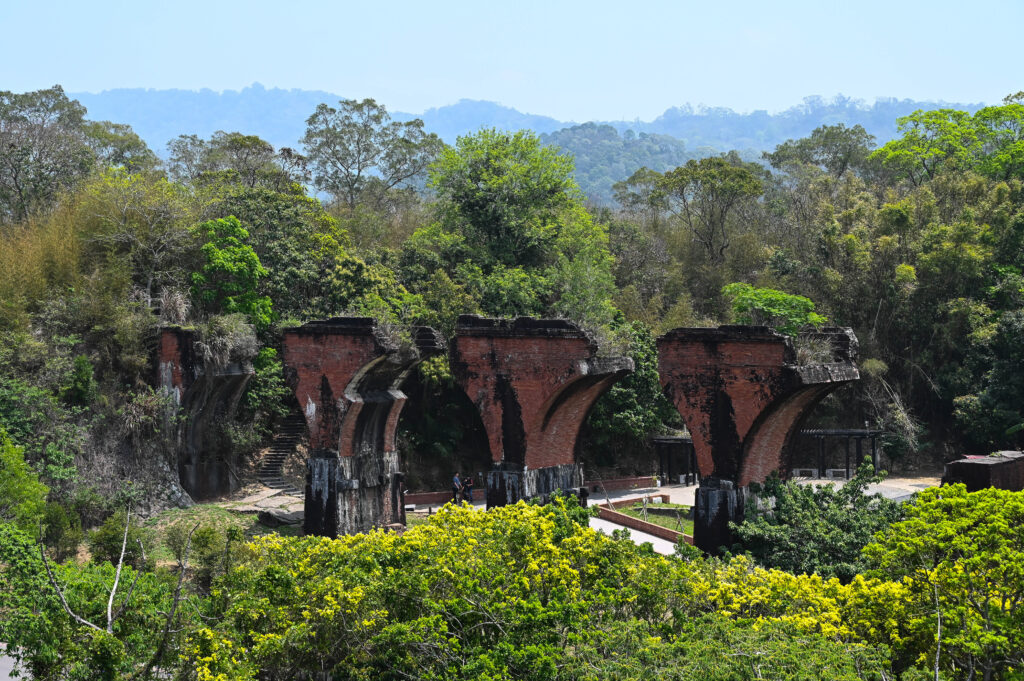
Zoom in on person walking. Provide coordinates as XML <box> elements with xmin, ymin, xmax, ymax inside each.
<box><xmin>462</xmin><ymin>474</ymin><xmax>475</xmax><ymax>502</ymax></box>
<box><xmin>452</xmin><ymin>472</ymin><xmax>462</xmax><ymax>503</ymax></box>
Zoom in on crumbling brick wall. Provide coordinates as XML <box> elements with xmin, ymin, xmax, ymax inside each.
<box><xmin>157</xmin><ymin>327</ymin><xmax>253</xmax><ymax>500</ymax></box>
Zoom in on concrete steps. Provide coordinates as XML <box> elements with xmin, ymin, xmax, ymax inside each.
<box><xmin>256</xmin><ymin>412</ymin><xmax>306</xmax><ymax>496</ymax></box>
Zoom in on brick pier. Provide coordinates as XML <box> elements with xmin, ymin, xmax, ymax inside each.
<box><xmin>658</xmin><ymin>326</ymin><xmax>859</xmax><ymax>553</ymax></box>
<box><xmin>282</xmin><ymin>319</ymin><xmax>443</xmax><ymax>536</ymax></box>
<box><xmin>450</xmin><ymin>316</ymin><xmax>633</xmax><ymax>508</ymax></box>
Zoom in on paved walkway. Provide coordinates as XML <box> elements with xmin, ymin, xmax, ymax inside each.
<box><xmin>632</xmin><ymin>475</ymin><xmax>941</xmax><ymax>506</ymax></box>
<box><xmin>582</xmin><ymin>475</ymin><xmax>941</xmax><ymax>555</ymax></box>
<box><xmin>0</xmin><ymin>646</ymin><xmax>16</xmax><ymax>679</ymax></box>
<box><xmin>589</xmin><ymin>517</ymin><xmax>678</xmax><ymax>555</ymax></box>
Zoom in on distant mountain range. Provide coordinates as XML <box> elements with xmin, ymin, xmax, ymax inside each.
<box><xmin>70</xmin><ymin>84</ymin><xmax>986</xmax><ymax>202</ymax></box>
<box><xmin>70</xmin><ymin>84</ymin><xmax>571</xmax><ymax>152</ymax></box>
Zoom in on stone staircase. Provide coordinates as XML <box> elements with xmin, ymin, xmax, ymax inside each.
<box><xmin>257</xmin><ymin>411</ymin><xmax>306</xmax><ymax>495</ymax></box>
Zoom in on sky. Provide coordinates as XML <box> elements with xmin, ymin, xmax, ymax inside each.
<box><xmin>1</xmin><ymin>0</ymin><xmax>1020</xmax><ymax>122</ymax></box>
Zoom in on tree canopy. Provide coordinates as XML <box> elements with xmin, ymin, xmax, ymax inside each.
<box><xmin>302</xmin><ymin>98</ymin><xmax>443</xmax><ymax>209</ymax></box>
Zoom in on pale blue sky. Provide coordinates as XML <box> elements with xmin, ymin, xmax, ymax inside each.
<box><xmin>1</xmin><ymin>0</ymin><xmax>1019</xmax><ymax>121</ymax></box>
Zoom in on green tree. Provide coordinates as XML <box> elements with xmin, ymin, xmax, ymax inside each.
<box><xmin>63</xmin><ymin>355</ymin><xmax>97</xmax><ymax>407</ymax></box>
<box><xmin>0</xmin><ymin>429</ymin><xmax>48</xmax><ymax>532</ymax></box>
<box><xmin>765</xmin><ymin>123</ymin><xmax>876</xmax><ymax>179</ymax></box>
<box><xmin>208</xmin><ymin>184</ymin><xmax>353</xmax><ymax>321</ymax></box>
<box><xmin>86</xmin><ymin>509</ymin><xmax>154</xmax><ymax>571</ymax></box>
<box><xmin>0</xmin><ymin>520</ymin><xmax>191</xmax><ymax>680</ymax></box>
<box><xmin>864</xmin><ymin>485</ymin><xmax>1024</xmax><ymax>681</ymax></box>
<box><xmin>613</xmin><ymin>166</ymin><xmax>671</xmax><ymax>236</ymax></box>
<box><xmin>204</xmin><ymin>131</ymin><xmax>280</xmax><ymax>188</ymax></box>
<box><xmin>732</xmin><ymin>460</ymin><xmax>902</xmax><ymax>582</ymax></box>
<box><xmin>542</xmin><ymin>124</ymin><xmax>693</xmax><ymax>203</ymax></box>
<box><xmin>410</xmin><ymin>128</ymin><xmax>618</xmax><ymax>329</ymax></box>
<box><xmin>302</xmin><ymin>98</ymin><xmax>442</xmax><ymax>209</ymax></box>
<box><xmin>429</xmin><ymin>128</ymin><xmax>578</xmax><ymax>265</ymax></box>
<box><xmin>83</xmin><ymin>120</ymin><xmax>158</xmax><ymax>173</ymax></box>
<box><xmin>0</xmin><ymin>85</ymin><xmax>94</xmax><ymax>222</ymax></box>
<box><xmin>974</xmin><ymin>94</ymin><xmax>1024</xmax><ymax>180</ymax></box>
<box><xmin>721</xmin><ymin>282</ymin><xmax>827</xmax><ymax>335</ymax></box>
<box><xmin>167</xmin><ymin>131</ymin><xmax>304</xmax><ymax>190</ymax></box>
<box><xmin>953</xmin><ymin>309</ymin><xmax>1024</xmax><ymax>450</ymax></box>
<box><xmin>80</xmin><ymin>168</ymin><xmax>195</xmax><ymax>308</ymax></box>
<box><xmin>189</xmin><ymin>216</ymin><xmax>273</xmax><ymax>329</ymax></box>
<box><xmin>165</xmin><ymin>133</ymin><xmax>207</xmax><ymax>183</ymax></box>
<box><xmin>0</xmin><ymin>376</ymin><xmax>80</xmax><ymax>485</ymax></box>
<box><xmin>870</xmin><ymin>109</ymin><xmax>982</xmax><ymax>186</ymax></box>
<box><xmin>398</xmin><ymin>130</ymin><xmax>626</xmax><ymax>482</ymax></box>
<box><xmin>659</xmin><ymin>156</ymin><xmax>763</xmax><ymax>263</ymax></box>
<box><xmin>184</xmin><ymin>499</ymin><xmax>895</xmax><ymax>680</ymax></box>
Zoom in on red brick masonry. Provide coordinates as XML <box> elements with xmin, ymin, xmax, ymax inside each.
<box><xmin>282</xmin><ymin>319</ymin><xmax>444</xmax><ymax>535</ymax></box>
<box><xmin>658</xmin><ymin>326</ymin><xmax>859</xmax><ymax>486</ymax></box>
<box><xmin>450</xmin><ymin>316</ymin><xmax>633</xmax><ymax>508</ymax></box>
<box><xmin>450</xmin><ymin>316</ymin><xmax>633</xmax><ymax>470</ymax></box>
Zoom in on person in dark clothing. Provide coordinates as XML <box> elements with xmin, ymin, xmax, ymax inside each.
<box><xmin>452</xmin><ymin>472</ymin><xmax>462</xmax><ymax>503</ymax></box>
<box><xmin>462</xmin><ymin>474</ymin><xmax>475</xmax><ymax>502</ymax></box>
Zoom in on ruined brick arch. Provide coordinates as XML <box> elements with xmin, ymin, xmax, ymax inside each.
<box><xmin>657</xmin><ymin>325</ymin><xmax>861</xmax><ymax>553</ymax></box>
<box><xmin>340</xmin><ymin>354</ymin><xmax>419</xmax><ymax>466</ymax></box>
<box><xmin>282</xmin><ymin>319</ymin><xmax>445</xmax><ymax>536</ymax></box>
<box><xmin>738</xmin><ymin>382</ymin><xmax>841</xmax><ymax>486</ymax></box>
<box><xmin>657</xmin><ymin>326</ymin><xmax>860</xmax><ymax>486</ymax></box>
<box><xmin>534</xmin><ymin>371</ymin><xmax>629</xmax><ymax>466</ymax></box>
<box><xmin>450</xmin><ymin>316</ymin><xmax>634</xmax><ymax>507</ymax></box>
<box><xmin>280</xmin><ymin>315</ymin><xmax>635</xmax><ymax>532</ymax></box>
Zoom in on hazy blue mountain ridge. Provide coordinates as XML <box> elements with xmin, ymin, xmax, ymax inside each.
<box><xmin>613</xmin><ymin>95</ymin><xmax>986</xmax><ymax>150</ymax></box>
<box><xmin>412</xmin><ymin>99</ymin><xmax>569</xmax><ymax>140</ymax></box>
<box><xmin>70</xmin><ymin>84</ymin><xmax>987</xmax><ymax>202</ymax></box>
<box><xmin>71</xmin><ymin>85</ymin><xmax>572</xmax><ymax>153</ymax></box>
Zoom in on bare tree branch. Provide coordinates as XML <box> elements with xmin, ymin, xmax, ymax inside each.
<box><xmin>106</xmin><ymin>506</ymin><xmax>132</xmax><ymax>632</ymax></box>
<box><xmin>38</xmin><ymin>544</ymin><xmax>103</xmax><ymax>633</ymax></box>
<box><xmin>112</xmin><ymin>538</ymin><xmax>147</xmax><ymax>623</ymax></box>
<box><xmin>136</xmin><ymin>522</ymin><xmax>198</xmax><ymax>680</ymax></box>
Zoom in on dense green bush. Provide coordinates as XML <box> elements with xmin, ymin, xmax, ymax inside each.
<box><xmin>0</xmin><ymin>429</ymin><xmax>48</xmax><ymax>532</ymax></box>
<box><xmin>42</xmin><ymin>502</ymin><xmax>84</xmax><ymax>562</ymax></box>
<box><xmin>86</xmin><ymin>510</ymin><xmax>155</xmax><ymax>571</ymax></box>
<box><xmin>732</xmin><ymin>460</ymin><xmax>903</xmax><ymax>581</ymax></box>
